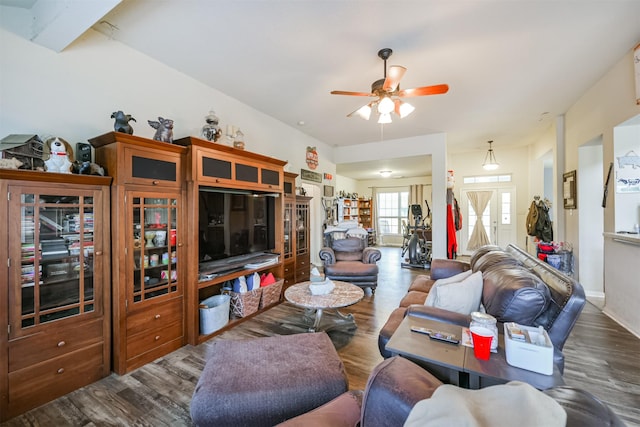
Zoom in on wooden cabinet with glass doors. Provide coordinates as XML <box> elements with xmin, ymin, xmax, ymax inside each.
<box><xmin>282</xmin><ymin>172</ymin><xmax>297</xmax><ymax>288</ymax></box>
<box><xmin>295</xmin><ymin>196</ymin><xmax>312</xmax><ymax>283</ymax></box>
<box><xmin>0</xmin><ymin>170</ymin><xmax>112</xmax><ymax>421</ymax></box>
<box><xmin>91</xmin><ymin>131</ymin><xmax>187</xmax><ymax>375</ymax></box>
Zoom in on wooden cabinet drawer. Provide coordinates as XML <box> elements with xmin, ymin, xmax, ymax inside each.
<box><xmin>127</xmin><ymin>297</ymin><xmax>183</xmax><ymax>336</ymax></box>
<box><xmin>8</xmin><ymin>318</ymin><xmax>103</xmax><ymax>372</ymax></box>
<box><xmin>296</xmin><ymin>267</ymin><xmax>311</xmax><ymax>283</ymax></box>
<box><xmin>8</xmin><ymin>343</ymin><xmax>104</xmax><ymax>413</ymax></box>
<box><xmin>296</xmin><ymin>254</ymin><xmax>310</xmax><ymax>271</ymax></box>
<box><xmin>126</xmin><ymin>320</ymin><xmax>183</xmax><ymax>359</ymax></box>
<box><xmin>124</xmin><ymin>146</ymin><xmax>182</xmax><ymax>188</ymax></box>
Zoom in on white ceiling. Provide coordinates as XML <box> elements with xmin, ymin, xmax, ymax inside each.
<box><xmin>2</xmin><ymin>1</ymin><xmax>640</xmax><ymax>180</ymax></box>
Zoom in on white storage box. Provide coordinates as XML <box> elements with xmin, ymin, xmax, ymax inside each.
<box><xmin>504</xmin><ymin>323</ymin><xmax>554</xmax><ymax>375</ymax></box>
<box><xmin>200</xmin><ymin>294</ymin><xmax>230</xmax><ymax>335</ymax></box>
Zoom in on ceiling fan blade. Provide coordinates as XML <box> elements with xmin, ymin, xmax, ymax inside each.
<box><xmin>383</xmin><ymin>65</ymin><xmax>406</xmax><ymax>91</ymax></box>
<box><xmin>331</xmin><ymin>90</ymin><xmax>374</xmax><ymax>97</ymax></box>
<box><xmin>397</xmin><ymin>84</ymin><xmax>449</xmax><ymax>97</ymax></box>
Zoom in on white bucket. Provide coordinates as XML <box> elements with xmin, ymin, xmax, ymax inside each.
<box><xmin>199</xmin><ymin>294</ymin><xmax>230</xmax><ymax>335</ymax></box>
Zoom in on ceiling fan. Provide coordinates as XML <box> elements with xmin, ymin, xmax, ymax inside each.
<box><xmin>331</xmin><ymin>48</ymin><xmax>449</xmax><ymax>123</ymax></box>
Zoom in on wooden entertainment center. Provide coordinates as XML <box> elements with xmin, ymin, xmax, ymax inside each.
<box><xmin>0</xmin><ymin>132</ymin><xmax>305</xmax><ymax>419</ymax></box>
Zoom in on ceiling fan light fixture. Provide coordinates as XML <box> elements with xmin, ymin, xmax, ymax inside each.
<box><xmin>482</xmin><ymin>140</ymin><xmax>500</xmax><ymax>170</ymax></box>
<box><xmin>355</xmin><ymin>104</ymin><xmax>372</xmax><ymax>120</ymax></box>
<box><xmin>377</xmin><ymin>96</ymin><xmax>395</xmax><ymax>114</ymax></box>
<box><xmin>395</xmin><ymin>100</ymin><xmax>415</xmax><ymax>118</ymax></box>
<box><xmin>378</xmin><ymin>113</ymin><xmax>392</xmax><ymax>124</ymax></box>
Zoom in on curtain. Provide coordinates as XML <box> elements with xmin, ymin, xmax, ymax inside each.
<box><xmin>467</xmin><ymin>190</ymin><xmax>492</xmax><ymax>251</ymax></box>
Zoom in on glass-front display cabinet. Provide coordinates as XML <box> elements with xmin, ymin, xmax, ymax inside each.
<box><xmin>295</xmin><ymin>196</ymin><xmax>312</xmax><ymax>283</ymax></box>
<box><xmin>12</xmin><ymin>191</ymin><xmax>100</xmax><ymax>330</ymax></box>
<box><xmin>0</xmin><ymin>171</ymin><xmax>111</xmax><ymax>421</ymax></box>
<box><xmin>129</xmin><ymin>195</ymin><xmax>180</xmax><ymax>303</ymax></box>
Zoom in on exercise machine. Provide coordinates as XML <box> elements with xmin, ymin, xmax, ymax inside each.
<box><xmin>401</xmin><ymin>203</ymin><xmax>432</xmax><ymax>269</ymax></box>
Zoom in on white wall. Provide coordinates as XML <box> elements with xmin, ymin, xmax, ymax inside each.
<box><xmin>578</xmin><ymin>141</ymin><xmax>604</xmax><ymax>297</ymax></box>
<box><xmin>0</xmin><ymin>27</ymin><xmax>339</xmax><ymax>266</ymax></box>
<box><xmin>0</xmin><ymin>28</ymin><xmax>335</xmax><ymax>177</ymax></box>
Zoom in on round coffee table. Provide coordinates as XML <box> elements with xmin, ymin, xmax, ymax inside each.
<box><xmin>284</xmin><ymin>281</ymin><xmax>364</xmax><ymax>332</ymax></box>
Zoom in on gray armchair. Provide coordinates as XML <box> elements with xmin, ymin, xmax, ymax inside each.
<box><xmin>319</xmin><ymin>237</ymin><xmax>381</xmax><ymax>292</ymax></box>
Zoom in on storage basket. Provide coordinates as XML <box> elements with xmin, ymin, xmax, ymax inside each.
<box><xmin>259</xmin><ymin>278</ymin><xmax>284</xmax><ymax>309</ymax></box>
<box><xmin>199</xmin><ymin>294</ymin><xmax>230</xmax><ymax>335</ymax></box>
<box><xmin>228</xmin><ymin>288</ymin><xmax>262</xmax><ymax>318</ymax></box>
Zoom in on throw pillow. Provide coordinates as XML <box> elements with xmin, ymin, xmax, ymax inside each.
<box><xmin>424</xmin><ymin>269</ymin><xmax>473</xmax><ymax>307</ymax></box>
<box><xmin>425</xmin><ymin>271</ymin><xmax>483</xmax><ymax>315</ymax></box>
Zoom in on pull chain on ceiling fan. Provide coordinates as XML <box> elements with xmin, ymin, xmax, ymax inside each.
<box><xmin>331</xmin><ymin>48</ymin><xmax>449</xmax><ymax>124</ymax></box>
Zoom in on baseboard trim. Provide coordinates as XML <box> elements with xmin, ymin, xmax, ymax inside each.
<box><xmin>602</xmin><ymin>308</ymin><xmax>640</xmax><ymax>339</ymax></box>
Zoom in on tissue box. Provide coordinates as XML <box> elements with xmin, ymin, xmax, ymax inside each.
<box><xmin>504</xmin><ymin>323</ymin><xmax>554</xmax><ymax>375</ymax></box>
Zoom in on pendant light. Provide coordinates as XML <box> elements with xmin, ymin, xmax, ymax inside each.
<box><xmin>482</xmin><ymin>140</ymin><xmax>499</xmax><ymax>170</ymax></box>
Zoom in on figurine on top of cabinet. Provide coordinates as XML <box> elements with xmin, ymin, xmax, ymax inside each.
<box><xmin>201</xmin><ymin>110</ymin><xmax>222</xmax><ymax>142</ymax></box>
<box><xmin>72</xmin><ymin>160</ymin><xmax>105</xmax><ymax>176</ymax></box>
<box><xmin>43</xmin><ymin>136</ymin><xmax>73</xmax><ymax>174</ymax></box>
<box><xmin>111</xmin><ymin>110</ymin><xmax>136</xmax><ymax>134</ymax></box>
<box><xmin>148</xmin><ymin>117</ymin><xmax>174</xmax><ymax>143</ymax></box>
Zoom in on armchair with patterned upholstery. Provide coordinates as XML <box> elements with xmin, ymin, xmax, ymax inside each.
<box><xmin>319</xmin><ymin>237</ymin><xmax>381</xmax><ymax>292</ymax></box>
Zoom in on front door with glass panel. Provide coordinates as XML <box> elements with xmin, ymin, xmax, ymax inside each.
<box><xmin>459</xmin><ymin>187</ymin><xmax>516</xmax><ymax>255</ymax></box>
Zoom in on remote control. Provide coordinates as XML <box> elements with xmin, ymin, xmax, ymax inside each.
<box><xmin>410</xmin><ymin>326</ymin><xmax>433</xmax><ymax>335</ymax></box>
<box><xmin>428</xmin><ymin>331</ymin><xmax>460</xmax><ymax>345</ymax></box>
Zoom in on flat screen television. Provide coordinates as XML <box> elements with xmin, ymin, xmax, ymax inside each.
<box><xmin>198</xmin><ymin>186</ymin><xmax>278</xmax><ymax>275</ymax></box>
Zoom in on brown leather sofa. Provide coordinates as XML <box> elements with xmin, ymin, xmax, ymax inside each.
<box><xmin>278</xmin><ymin>356</ymin><xmax>625</xmax><ymax>427</ymax></box>
<box><xmin>378</xmin><ymin>244</ymin><xmax>586</xmax><ymax>373</ymax></box>
<box><xmin>319</xmin><ymin>237</ymin><xmax>381</xmax><ymax>292</ymax></box>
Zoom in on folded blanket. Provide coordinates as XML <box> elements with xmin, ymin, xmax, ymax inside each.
<box><xmin>404</xmin><ymin>381</ymin><xmax>566</xmax><ymax>427</ymax></box>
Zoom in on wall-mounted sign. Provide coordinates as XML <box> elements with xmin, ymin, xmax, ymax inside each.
<box><xmin>306</xmin><ymin>146</ymin><xmax>318</xmax><ymax>170</ymax></box>
<box><xmin>301</xmin><ymin>168</ymin><xmax>322</xmax><ymax>183</ymax></box>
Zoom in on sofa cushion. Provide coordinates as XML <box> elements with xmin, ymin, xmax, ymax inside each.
<box><xmin>482</xmin><ymin>266</ymin><xmax>551</xmax><ymax>324</ymax></box>
<box><xmin>471</xmin><ymin>250</ymin><xmax>523</xmax><ymax>273</ymax></box>
<box><xmin>399</xmin><ymin>291</ymin><xmax>430</xmax><ymax>307</ymax></box>
<box><xmin>424</xmin><ymin>271</ymin><xmax>483</xmax><ymax>315</ymax></box>
<box><xmin>407</xmin><ymin>275</ymin><xmax>435</xmax><ymax>293</ymax></box>
<box><xmin>332</xmin><ymin>238</ymin><xmax>366</xmax><ymax>262</ymax></box>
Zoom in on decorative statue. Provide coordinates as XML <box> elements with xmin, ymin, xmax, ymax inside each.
<box><xmin>72</xmin><ymin>160</ymin><xmax>105</xmax><ymax>176</ymax></box>
<box><xmin>201</xmin><ymin>110</ymin><xmax>222</xmax><ymax>142</ymax></box>
<box><xmin>43</xmin><ymin>137</ymin><xmax>74</xmax><ymax>174</ymax></box>
<box><xmin>111</xmin><ymin>110</ymin><xmax>136</xmax><ymax>134</ymax></box>
<box><xmin>148</xmin><ymin>117</ymin><xmax>174</xmax><ymax>143</ymax></box>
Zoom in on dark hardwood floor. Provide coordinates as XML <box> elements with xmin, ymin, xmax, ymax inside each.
<box><xmin>4</xmin><ymin>246</ymin><xmax>640</xmax><ymax>426</ymax></box>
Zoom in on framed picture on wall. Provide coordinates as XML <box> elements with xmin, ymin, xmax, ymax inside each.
<box><xmin>563</xmin><ymin>170</ymin><xmax>577</xmax><ymax>209</ymax></box>
<box><xmin>323</xmin><ymin>185</ymin><xmax>334</xmax><ymax>197</ymax></box>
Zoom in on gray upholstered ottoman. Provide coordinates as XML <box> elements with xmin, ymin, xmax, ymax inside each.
<box><xmin>191</xmin><ymin>332</ymin><xmax>349</xmax><ymax>427</ymax></box>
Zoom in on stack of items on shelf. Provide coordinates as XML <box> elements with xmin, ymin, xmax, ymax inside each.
<box><xmin>69</xmin><ymin>213</ymin><xmax>94</xmax><ymax>232</ymax></box>
<box><xmin>536</xmin><ymin>241</ymin><xmax>573</xmax><ymax>276</ymax></box>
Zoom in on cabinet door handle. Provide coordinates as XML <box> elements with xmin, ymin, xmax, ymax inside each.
<box><xmin>152</xmin><ymin>180</ymin><xmax>160</xmax><ymax>185</ymax></box>
<box><xmin>178</xmin><ymin>243</ymin><xmax>183</xmax><ymax>247</ymax></box>
<box><xmin>154</xmin><ymin>314</ymin><xmax>161</xmax><ymax>319</ymax></box>
<box><xmin>57</xmin><ymin>368</ymin><xmax>65</xmax><ymax>374</ymax></box>
<box><xmin>155</xmin><ymin>335</ymin><xmax>161</xmax><ymax>341</ymax></box>
<box><xmin>95</xmin><ymin>251</ymin><xmax>103</xmax><ymax>256</ymax></box>
<box><xmin>57</xmin><ymin>341</ymin><xmax>66</xmax><ymax>347</ymax></box>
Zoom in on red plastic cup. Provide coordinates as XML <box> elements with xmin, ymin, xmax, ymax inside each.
<box><xmin>470</xmin><ymin>326</ymin><xmax>493</xmax><ymax>360</ymax></box>
<box><xmin>170</xmin><ymin>229</ymin><xmax>177</xmax><ymax>246</ymax></box>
